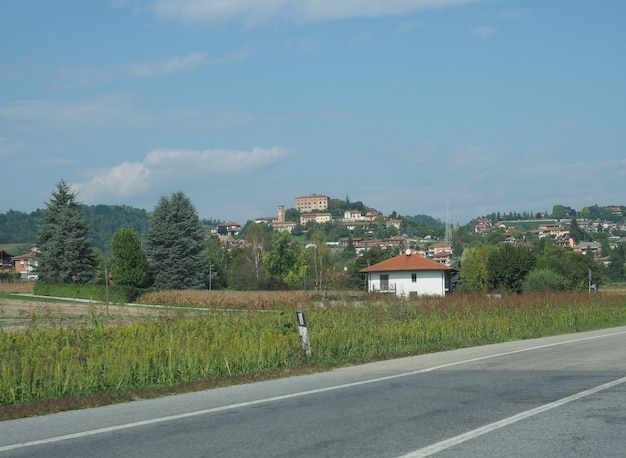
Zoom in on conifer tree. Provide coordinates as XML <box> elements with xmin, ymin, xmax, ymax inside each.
<box><xmin>37</xmin><ymin>179</ymin><xmax>97</xmax><ymax>283</ymax></box>
<box><xmin>145</xmin><ymin>191</ymin><xmax>208</xmax><ymax>289</ymax></box>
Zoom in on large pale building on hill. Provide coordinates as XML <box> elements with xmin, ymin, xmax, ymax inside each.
<box><xmin>295</xmin><ymin>194</ymin><xmax>329</xmax><ymax>212</ymax></box>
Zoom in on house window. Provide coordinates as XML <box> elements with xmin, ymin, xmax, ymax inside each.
<box><xmin>380</xmin><ymin>274</ymin><xmax>389</xmax><ymax>291</ymax></box>
<box><xmin>412</xmin><ymin>273</ymin><xmax>417</xmax><ymax>283</ymax></box>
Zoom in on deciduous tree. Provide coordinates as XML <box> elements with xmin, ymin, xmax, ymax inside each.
<box><xmin>568</xmin><ymin>218</ymin><xmax>587</xmax><ymax>243</ymax></box>
<box><xmin>306</xmin><ymin>230</ymin><xmax>334</xmax><ymax>290</ymax></box>
<box><xmin>537</xmin><ymin>246</ymin><xmax>602</xmax><ymax>291</ymax></box>
<box><xmin>460</xmin><ymin>245</ymin><xmax>497</xmax><ymax>293</ymax></box>
<box><xmin>265</xmin><ymin>230</ymin><xmax>305</xmax><ymax>287</ymax></box>
<box><xmin>487</xmin><ymin>244</ymin><xmax>536</xmax><ymax>293</ymax></box>
<box><xmin>245</xmin><ymin>223</ymin><xmax>270</xmax><ymax>286</ymax></box>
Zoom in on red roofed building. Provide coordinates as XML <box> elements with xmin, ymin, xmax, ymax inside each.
<box><xmin>361</xmin><ymin>249</ymin><xmax>456</xmax><ymax>297</ymax></box>
<box><xmin>12</xmin><ymin>251</ymin><xmax>39</xmax><ymax>280</ymax></box>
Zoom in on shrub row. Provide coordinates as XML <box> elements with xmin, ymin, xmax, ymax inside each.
<box><xmin>33</xmin><ymin>282</ymin><xmax>142</xmax><ymax>303</ymax></box>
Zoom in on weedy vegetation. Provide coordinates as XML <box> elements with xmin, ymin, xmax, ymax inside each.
<box><xmin>1</xmin><ymin>286</ymin><xmax>625</xmax><ymax>419</ymax></box>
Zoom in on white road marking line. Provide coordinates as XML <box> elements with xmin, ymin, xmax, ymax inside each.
<box><xmin>1</xmin><ymin>329</ymin><xmax>626</xmax><ymax>452</ymax></box>
<box><xmin>399</xmin><ymin>375</ymin><xmax>626</xmax><ymax>458</ymax></box>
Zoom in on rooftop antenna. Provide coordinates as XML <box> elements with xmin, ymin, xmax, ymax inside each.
<box><xmin>444</xmin><ymin>202</ymin><xmax>452</xmax><ymax>245</ymax></box>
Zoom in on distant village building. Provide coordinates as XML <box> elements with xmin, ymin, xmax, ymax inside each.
<box><xmin>537</xmin><ymin>223</ymin><xmax>569</xmax><ymax>238</ymax></box>
<box><xmin>350</xmin><ymin>235</ymin><xmax>406</xmax><ymax>254</ymax></box>
<box><xmin>216</xmin><ymin>222</ymin><xmax>242</xmax><ymax>237</ymax></box>
<box><xmin>11</xmin><ymin>245</ymin><xmax>39</xmax><ymax>280</ymax></box>
<box><xmin>572</xmin><ymin>241</ymin><xmax>602</xmax><ymax>258</ymax></box>
<box><xmin>343</xmin><ymin>210</ymin><xmax>365</xmax><ymax>221</ymax></box>
<box><xmin>474</xmin><ymin>218</ymin><xmax>493</xmax><ymax>234</ymax></box>
<box><xmin>340</xmin><ymin>218</ymin><xmax>368</xmax><ymax>231</ymax></box>
<box><xmin>428</xmin><ymin>242</ymin><xmax>453</xmax><ymax>265</ymax></box>
<box><xmin>365</xmin><ymin>211</ymin><xmax>381</xmax><ymax>221</ymax></box>
<box><xmin>300</xmin><ymin>212</ymin><xmax>332</xmax><ymax>225</ymax></box>
<box><xmin>0</xmin><ymin>250</ymin><xmax>15</xmax><ymax>271</ymax></box>
<box><xmin>295</xmin><ymin>194</ymin><xmax>329</xmax><ymax>212</ymax></box>
<box><xmin>386</xmin><ymin>219</ymin><xmax>402</xmax><ymax>230</ymax></box>
<box><xmin>271</xmin><ymin>205</ymin><xmax>297</xmax><ymax>233</ymax></box>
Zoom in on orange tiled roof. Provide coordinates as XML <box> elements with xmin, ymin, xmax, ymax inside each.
<box><xmin>361</xmin><ymin>250</ymin><xmax>454</xmax><ymax>273</ymax></box>
<box><xmin>11</xmin><ymin>253</ymin><xmax>36</xmax><ymax>260</ymax></box>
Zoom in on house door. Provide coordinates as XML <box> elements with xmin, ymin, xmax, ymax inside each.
<box><xmin>380</xmin><ymin>274</ymin><xmax>389</xmax><ymax>291</ymax></box>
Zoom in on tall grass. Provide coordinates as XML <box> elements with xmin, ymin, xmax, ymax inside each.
<box><xmin>136</xmin><ymin>289</ymin><xmax>337</xmax><ymax>310</ymax></box>
<box><xmin>0</xmin><ymin>312</ymin><xmax>299</xmax><ymax>405</ymax></box>
<box><xmin>1</xmin><ymin>291</ymin><xmax>625</xmax><ymax>407</ymax></box>
<box><xmin>306</xmin><ymin>293</ymin><xmax>626</xmax><ymax>364</ymax></box>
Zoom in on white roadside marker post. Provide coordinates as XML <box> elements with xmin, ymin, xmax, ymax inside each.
<box><xmin>296</xmin><ymin>310</ymin><xmax>312</xmax><ymax>357</ymax></box>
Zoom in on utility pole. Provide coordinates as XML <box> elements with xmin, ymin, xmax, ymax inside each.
<box><xmin>444</xmin><ymin>201</ymin><xmax>452</xmax><ymax>245</ymax></box>
<box><xmin>105</xmin><ymin>268</ymin><xmax>109</xmax><ymax>314</ymax></box>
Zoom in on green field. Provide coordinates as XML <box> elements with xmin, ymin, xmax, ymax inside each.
<box><xmin>1</xmin><ymin>290</ymin><xmax>625</xmax><ymax>419</ymax></box>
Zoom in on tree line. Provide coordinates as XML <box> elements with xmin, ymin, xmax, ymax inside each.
<box><xmin>458</xmin><ymin>243</ymin><xmax>616</xmax><ymax>294</ymax></box>
<box><xmin>0</xmin><ymin>204</ymin><xmax>149</xmax><ymax>254</ymax></box>
<box><xmin>14</xmin><ymin>180</ymin><xmax>626</xmax><ymax>293</ymax></box>
<box><xmin>33</xmin><ymin>181</ymin><xmax>397</xmax><ymax>293</ymax></box>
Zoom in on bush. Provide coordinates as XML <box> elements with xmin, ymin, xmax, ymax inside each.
<box><xmin>33</xmin><ymin>281</ymin><xmax>140</xmax><ymax>303</ymax></box>
<box><xmin>522</xmin><ymin>268</ymin><xmax>566</xmax><ymax>293</ymax></box>
<box><xmin>0</xmin><ymin>271</ymin><xmax>22</xmax><ymax>282</ymax></box>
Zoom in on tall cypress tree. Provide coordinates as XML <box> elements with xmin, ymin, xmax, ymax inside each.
<box><xmin>146</xmin><ymin>191</ymin><xmax>208</xmax><ymax>289</ymax></box>
<box><xmin>111</xmin><ymin>227</ymin><xmax>150</xmax><ymax>288</ymax></box>
<box><xmin>37</xmin><ymin>179</ymin><xmax>97</xmax><ymax>283</ymax></box>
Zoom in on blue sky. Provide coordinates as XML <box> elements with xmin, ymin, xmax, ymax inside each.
<box><xmin>1</xmin><ymin>0</ymin><xmax>624</xmax><ymax>225</ymax></box>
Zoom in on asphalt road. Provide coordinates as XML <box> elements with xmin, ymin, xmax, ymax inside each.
<box><xmin>1</xmin><ymin>326</ymin><xmax>626</xmax><ymax>457</ymax></box>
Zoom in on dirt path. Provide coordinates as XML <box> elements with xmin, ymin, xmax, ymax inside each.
<box><xmin>0</xmin><ymin>296</ymin><xmax>183</xmax><ymax>331</ymax></box>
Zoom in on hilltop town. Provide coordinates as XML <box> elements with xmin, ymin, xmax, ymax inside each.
<box><xmin>211</xmin><ymin>194</ymin><xmax>626</xmax><ymax>267</ymax></box>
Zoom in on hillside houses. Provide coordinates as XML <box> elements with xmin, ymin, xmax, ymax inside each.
<box><xmin>208</xmin><ymin>193</ymin><xmax>457</xmax><ymax>265</ymax></box>
<box><xmin>470</xmin><ymin>211</ymin><xmax>626</xmax><ymax>263</ymax></box>
<box><xmin>207</xmin><ymin>197</ymin><xmax>624</xmax><ymax>272</ymax></box>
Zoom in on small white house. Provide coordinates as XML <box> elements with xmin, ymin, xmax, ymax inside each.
<box><xmin>361</xmin><ymin>249</ymin><xmax>456</xmax><ymax>297</ymax></box>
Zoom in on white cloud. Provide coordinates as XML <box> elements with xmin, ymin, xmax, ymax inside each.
<box><xmin>146</xmin><ymin>146</ymin><xmax>289</xmax><ymax>172</ymax></box>
<box><xmin>0</xmin><ymin>94</ymin><xmax>149</xmax><ymax>132</ymax></box>
<box><xmin>126</xmin><ymin>51</ymin><xmax>208</xmax><ymax>78</ymax></box>
<box><xmin>356</xmin><ymin>142</ymin><xmax>626</xmax><ymax>225</ymax></box>
<box><xmin>0</xmin><ymin>136</ymin><xmax>25</xmax><ymax>158</ymax></box>
<box><xmin>471</xmin><ymin>25</ymin><xmax>495</xmax><ymax>38</ymax></box>
<box><xmin>446</xmin><ymin>145</ymin><xmax>504</xmax><ymax>169</ymax></box>
<box><xmin>72</xmin><ymin>161</ymin><xmax>153</xmax><ymax>202</ymax></box>
<box><xmin>446</xmin><ymin>157</ymin><xmax>626</xmax><ymax>222</ymax></box>
<box><xmin>73</xmin><ymin>146</ymin><xmax>290</xmax><ymax>203</ymax></box>
<box><xmin>396</xmin><ymin>19</ymin><xmax>423</xmax><ymax>34</ymax></box>
<box><xmin>0</xmin><ymin>93</ymin><xmax>254</xmax><ymax>134</ymax></box>
<box><xmin>497</xmin><ymin>8</ymin><xmax>529</xmax><ymax>20</ymax></box>
<box><xmin>58</xmin><ymin>50</ymin><xmax>249</xmax><ymax>87</ymax></box>
<box><xmin>150</xmin><ymin>0</ymin><xmax>490</xmax><ymax>26</ymax></box>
